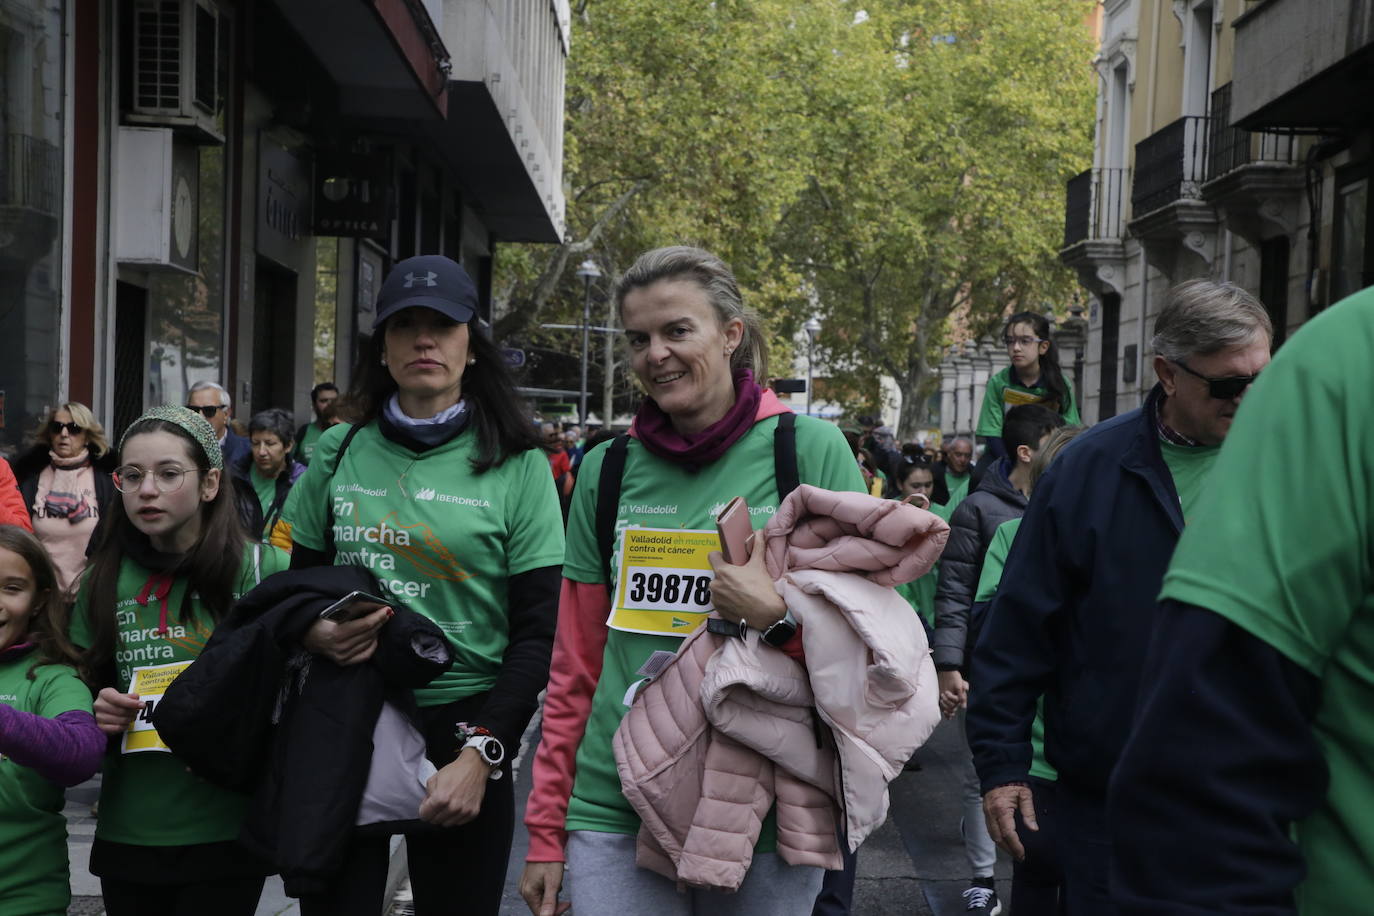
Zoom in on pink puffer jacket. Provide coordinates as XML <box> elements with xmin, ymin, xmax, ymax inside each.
<box><xmin>612</xmin><ymin>486</ymin><xmax>948</xmax><ymax>891</ymax></box>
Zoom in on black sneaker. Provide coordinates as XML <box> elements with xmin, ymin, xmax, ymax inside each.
<box><xmin>962</xmin><ymin>879</ymin><xmax>1001</xmax><ymax>915</ymax></box>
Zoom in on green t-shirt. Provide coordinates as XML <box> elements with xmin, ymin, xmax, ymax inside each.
<box><xmin>944</xmin><ymin>471</ymin><xmax>971</xmax><ymax>512</ymax></box>
<box><xmin>972</xmin><ymin>519</ymin><xmax>1054</xmax><ymax>781</ymax></box>
<box><xmin>0</xmin><ymin>654</ymin><xmax>92</xmax><ymax>914</ymax></box>
<box><xmin>250</xmin><ymin>465</ymin><xmax>276</xmax><ymax>520</ymax></box>
<box><xmin>975</xmin><ymin>366</ymin><xmax>1080</xmax><ymax>438</ymax></box>
<box><xmin>69</xmin><ymin>543</ymin><xmax>288</xmax><ymax>846</ymax></box>
<box><xmin>896</xmin><ymin>500</ymin><xmax>950</xmax><ymax>627</ymax></box>
<box><xmin>561</xmin><ymin>414</ymin><xmax>866</xmax><ymax>841</ymax></box>
<box><xmin>1158</xmin><ymin>288</ymin><xmax>1374</xmax><ymax>914</ymax></box>
<box><xmin>1158</xmin><ymin>439</ymin><xmax>1220</xmax><ymax>524</ymax></box>
<box><xmin>297</xmin><ymin>422</ymin><xmax>325</xmax><ymax>465</ymax></box>
<box><xmin>281</xmin><ymin>422</ymin><xmax>565</xmax><ymax>706</ymax></box>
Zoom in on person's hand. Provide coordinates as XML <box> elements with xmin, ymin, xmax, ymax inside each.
<box><xmin>301</xmin><ymin>604</ymin><xmax>391</xmax><ymax>665</ymax></box>
<box><xmin>520</xmin><ymin>861</ymin><xmax>571</xmax><ymax>916</ymax></box>
<box><xmin>937</xmin><ymin>669</ymin><xmax>968</xmax><ymax>718</ymax></box>
<box><xmin>418</xmin><ymin>748</ymin><xmax>492</xmax><ymax>827</ymax></box>
<box><xmin>93</xmin><ymin>688</ymin><xmax>142</xmax><ymax>736</ymax></box>
<box><xmin>708</xmin><ymin>535</ymin><xmax>786</xmax><ymax>631</ymax></box>
<box><xmin>983</xmin><ymin>783</ymin><xmax>1038</xmax><ymax>860</ymax></box>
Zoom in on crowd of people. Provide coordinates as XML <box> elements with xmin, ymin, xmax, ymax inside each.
<box><xmin>0</xmin><ymin>245</ymin><xmax>1363</xmax><ymax>916</ymax></box>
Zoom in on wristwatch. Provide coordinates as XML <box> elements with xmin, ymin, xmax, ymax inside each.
<box><xmin>464</xmin><ymin>734</ymin><xmax>505</xmax><ymax>775</ymax></box>
<box><xmin>760</xmin><ymin>608</ymin><xmax>799</xmax><ymax>647</ymax></box>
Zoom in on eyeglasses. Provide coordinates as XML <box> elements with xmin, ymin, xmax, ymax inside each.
<box><xmin>112</xmin><ymin>465</ymin><xmax>202</xmax><ymax>494</ymax></box>
<box><xmin>1172</xmin><ymin>360</ymin><xmax>1259</xmax><ymax>400</ymax></box>
<box><xmin>1004</xmin><ymin>335</ymin><xmax>1047</xmax><ymax>349</ymax></box>
<box><xmin>48</xmin><ymin>421</ymin><xmax>82</xmax><ymax>436</ymax></box>
<box><xmin>189</xmin><ymin>405</ymin><xmax>224</xmax><ymax>418</ymax></box>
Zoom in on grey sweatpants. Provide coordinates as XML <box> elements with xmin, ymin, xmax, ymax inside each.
<box><xmin>566</xmin><ymin>830</ymin><xmax>824</xmax><ymax>915</ymax></box>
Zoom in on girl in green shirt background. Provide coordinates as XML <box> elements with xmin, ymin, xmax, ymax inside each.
<box><xmin>976</xmin><ymin>312</ymin><xmax>1080</xmax><ymax>462</ymax></box>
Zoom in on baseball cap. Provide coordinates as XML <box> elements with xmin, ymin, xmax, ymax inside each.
<box><xmin>373</xmin><ymin>255</ymin><xmax>478</xmax><ymax>330</ymax></box>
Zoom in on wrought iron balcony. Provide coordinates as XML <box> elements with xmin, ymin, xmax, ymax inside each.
<box><xmin>0</xmin><ymin>134</ymin><xmax>60</xmax><ymax>216</ymax></box>
<box><xmin>1205</xmin><ymin>83</ymin><xmax>1301</xmax><ymax>180</ymax></box>
<box><xmin>1063</xmin><ymin>167</ymin><xmax>1130</xmax><ymax>247</ymax></box>
<box><xmin>1131</xmin><ymin>116</ymin><xmax>1210</xmax><ymax>217</ymax></box>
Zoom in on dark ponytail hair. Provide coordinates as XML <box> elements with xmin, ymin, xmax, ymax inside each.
<box><xmin>339</xmin><ymin>321</ymin><xmax>537</xmax><ymax>474</ymax></box>
<box><xmin>78</xmin><ymin>419</ymin><xmax>247</xmax><ymax>686</ymax></box>
<box><xmin>0</xmin><ymin>526</ymin><xmax>84</xmax><ymax>678</ymax></box>
<box><xmin>1004</xmin><ymin>311</ymin><xmax>1070</xmax><ymax>416</ymax></box>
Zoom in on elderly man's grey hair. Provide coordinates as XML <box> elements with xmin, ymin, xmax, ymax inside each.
<box><xmin>1151</xmin><ymin>280</ymin><xmax>1273</xmax><ymax>364</ymax></box>
<box><xmin>188</xmin><ymin>379</ymin><xmax>232</xmax><ymax>409</ymax></box>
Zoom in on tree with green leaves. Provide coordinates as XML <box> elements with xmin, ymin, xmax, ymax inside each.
<box><xmin>773</xmin><ymin>0</ymin><xmax>1096</xmax><ymax>438</ymax></box>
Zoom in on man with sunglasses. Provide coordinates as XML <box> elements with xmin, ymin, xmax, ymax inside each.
<box><xmin>187</xmin><ymin>380</ymin><xmax>251</xmax><ymax>469</ymax></box>
<box><xmin>966</xmin><ymin>279</ymin><xmax>1271</xmax><ymax>915</ymax></box>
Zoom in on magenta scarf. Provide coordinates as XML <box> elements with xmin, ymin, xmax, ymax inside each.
<box><xmin>633</xmin><ymin>369</ymin><xmax>763</xmax><ymax>467</ymax></box>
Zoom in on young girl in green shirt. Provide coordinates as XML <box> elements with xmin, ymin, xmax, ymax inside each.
<box><xmin>0</xmin><ymin>526</ymin><xmax>103</xmax><ymax>916</ymax></box>
<box><xmin>73</xmin><ymin>406</ymin><xmax>287</xmax><ymax>916</ymax></box>
<box><xmin>976</xmin><ymin>312</ymin><xmax>1080</xmax><ymax>459</ymax></box>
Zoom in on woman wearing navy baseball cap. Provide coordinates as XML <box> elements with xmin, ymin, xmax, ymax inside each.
<box><xmin>281</xmin><ymin>255</ymin><xmax>565</xmax><ymax>915</ymax></box>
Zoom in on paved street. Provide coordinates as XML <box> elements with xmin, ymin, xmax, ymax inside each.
<box><xmin>65</xmin><ymin>713</ymin><xmax>1009</xmax><ymax>916</ymax></box>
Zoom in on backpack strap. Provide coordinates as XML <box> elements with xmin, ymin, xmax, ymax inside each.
<box><xmin>322</xmin><ymin>423</ymin><xmax>365</xmax><ymax>561</ymax></box>
<box><xmin>596</xmin><ymin>435</ymin><xmax>631</xmax><ymax>597</ymax></box>
<box><xmin>774</xmin><ymin>411</ymin><xmax>801</xmax><ymax>502</ymax></box>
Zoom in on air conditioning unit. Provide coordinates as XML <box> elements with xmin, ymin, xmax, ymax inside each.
<box><xmin>126</xmin><ymin>0</ymin><xmax>225</xmax><ymax>143</ymax></box>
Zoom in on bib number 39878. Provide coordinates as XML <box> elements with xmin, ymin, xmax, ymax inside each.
<box><xmin>608</xmin><ymin>528</ymin><xmax>723</xmax><ymax>636</ymax></box>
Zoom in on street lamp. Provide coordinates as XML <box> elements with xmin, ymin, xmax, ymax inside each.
<box><xmin>803</xmin><ymin>316</ymin><xmax>822</xmax><ymax>416</ymax></box>
<box><xmin>575</xmin><ymin>259</ymin><xmax>602</xmax><ymax>425</ymax></box>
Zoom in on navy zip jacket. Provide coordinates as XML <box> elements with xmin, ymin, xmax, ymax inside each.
<box><xmin>967</xmin><ymin>385</ymin><xmax>1183</xmax><ymax>797</ymax></box>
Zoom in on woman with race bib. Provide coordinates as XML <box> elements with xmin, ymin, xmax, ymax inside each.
<box><xmin>71</xmin><ymin>406</ymin><xmax>289</xmax><ymax>915</ymax></box>
<box><xmin>519</xmin><ymin>246</ymin><xmax>867</xmax><ymax>915</ymax></box>
<box><xmin>280</xmin><ymin>255</ymin><xmax>564</xmax><ymax>916</ymax></box>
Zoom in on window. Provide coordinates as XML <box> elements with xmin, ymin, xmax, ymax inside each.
<box><xmin>1332</xmin><ymin>173</ymin><xmax>1371</xmax><ymax>305</ymax></box>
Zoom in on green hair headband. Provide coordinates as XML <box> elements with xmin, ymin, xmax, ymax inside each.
<box><xmin>119</xmin><ymin>405</ymin><xmax>224</xmax><ymax>471</ymax></box>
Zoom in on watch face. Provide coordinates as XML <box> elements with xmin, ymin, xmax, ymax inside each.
<box><xmin>762</xmin><ymin>618</ymin><xmax>798</xmax><ymax>647</ymax></box>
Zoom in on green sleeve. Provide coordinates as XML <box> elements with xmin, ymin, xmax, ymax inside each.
<box><xmin>32</xmin><ymin>665</ymin><xmax>94</xmax><ymax>718</ymax></box>
<box><xmin>974</xmin><ymin>518</ymin><xmax>1022</xmax><ymax>603</ymax></box>
<box><xmin>280</xmin><ymin>423</ymin><xmax>354</xmax><ymax>552</ymax></box>
<box><xmin>1159</xmin><ymin>298</ymin><xmax>1374</xmax><ymax>675</ymax></box>
<box><xmin>975</xmin><ymin>369</ymin><xmax>1009</xmax><ymax>437</ymax></box>
<box><xmin>68</xmin><ymin>576</ymin><xmax>93</xmax><ymax>650</ymax></box>
<box><xmin>1060</xmin><ymin>372</ymin><xmax>1081</xmax><ymax>425</ymax></box>
<box><xmin>239</xmin><ymin>544</ymin><xmax>290</xmax><ymax>589</ymax></box>
<box><xmin>504</xmin><ymin>449</ymin><xmax>567</xmax><ymax>576</ymax></box>
<box><xmin>795</xmin><ymin>416</ymin><xmax>867</xmax><ymax>493</ymax></box>
<box><xmin>561</xmin><ymin>440</ymin><xmax>609</xmax><ymax>585</ymax></box>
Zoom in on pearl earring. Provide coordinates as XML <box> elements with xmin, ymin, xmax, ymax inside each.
<box><xmin>381</xmin><ymin>356</ymin><xmax>388</xmax><ymax>367</ymax></box>
<box><xmin>467</xmin><ymin>357</ymin><xmax>477</xmax><ymax>366</ymax></box>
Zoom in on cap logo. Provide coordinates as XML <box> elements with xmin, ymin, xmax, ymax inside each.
<box><xmin>404</xmin><ymin>271</ymin><xmax>439</xmax><ymax>288</ymax></box>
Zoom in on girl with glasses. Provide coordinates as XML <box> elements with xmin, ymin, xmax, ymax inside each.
<box><xmin>976</xmin><ymin>313</ymin><xmax>1080</xmax><ymax>461</ymax></box>
<box><xmin>12</xmin><ymin>403</ymin><xmax>117</xmax><ymax>596</ymax></box>
<box><xmin>68</xmin><ymin>406</ymin><xmax>289</xmax><ymax>915</ymax></box>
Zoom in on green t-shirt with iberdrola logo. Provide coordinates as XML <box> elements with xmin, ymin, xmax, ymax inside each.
<box><xmin>0</xmin><ymin>652</ymin><xmax>93</xmax><ymax>915</ymax></box>
<box><xmin>972</xmin><ymin>518</ymin><xmax>1054</xmax><ymax>782</ymax></box>
<box><xmin>69</xmin><ymin>542</ymin><xmax>287</xmax><ymax>846</ymax></box>
<box><xmin>975</xmin><ymin>366</ymin><xmax>1081</xmax><ymax>438</ymax></box>
<box><xmin>561</xmin><ymin>413</ymin><xmax>866</xmax><ymax>841</ymax></box>
<box><xmin>281</xmin><ymin>421</ymin><xmax>565</xmax><ymax>707</ymax></box>
<box><xmin>1158</xmin><ymin>286</ymin><xmax>1374</xmax><ymax>915</ymax></box>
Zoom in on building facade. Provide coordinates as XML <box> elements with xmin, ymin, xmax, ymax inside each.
<box><xmin>0</xmin><ymin>0</ymin><xmax>567</xmax><ymax>453</ymax></box>
<box><xmin>1058</xmin><ymin>0</ymin><xmax>1342</xmax><ymax>424</ymax></box>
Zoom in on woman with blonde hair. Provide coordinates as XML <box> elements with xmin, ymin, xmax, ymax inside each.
<box><xmin>12</xmin><ymin>402</ymin><xmax>116</xmax><ymax>593</ymax></box>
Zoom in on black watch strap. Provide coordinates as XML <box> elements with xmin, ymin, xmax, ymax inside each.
<box><xmin>706</xmin><ymin>616</ymin><xmax>746</xmax><ymax>639</ymax></box>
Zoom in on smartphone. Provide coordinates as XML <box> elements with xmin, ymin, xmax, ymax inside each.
<box><xmin>318</xmin><ymin>590</ymin><xmax>391</xmax><ymax>623</ymax></box>
<box><xmin>715</xmin><ymin>496</ymin><xmax>755</xmax><ymax>566</ymax></box>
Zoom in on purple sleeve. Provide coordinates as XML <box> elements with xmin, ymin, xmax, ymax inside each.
<box><xmin>0</xmin><ymin>704</ymin><xmax>105</xmax><ymax>787</ymax></box>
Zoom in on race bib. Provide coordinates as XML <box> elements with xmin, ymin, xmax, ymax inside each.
<box><xmin>608</xmin><ymin>527</ymin><xmax>721</xmax><ymax>636</ymax></box>
<box><xmin>122</xmin><ymin>661</ymin><xmax>192</xmax><ymax>754</ymax></box>
<box><xmin>1002</xmin><ymin>387</ymin><xmax>1048</xmax><ymax>409</ymax></box>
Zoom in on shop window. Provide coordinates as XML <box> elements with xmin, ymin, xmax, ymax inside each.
<box><xmin>0</xmin><ymin>4</ymin><xmax>65</xmax><ymax>452</ymax></box>
<box><xmin>1332</xmin><ymin>172</ymin><xmax>1371</xmax><ymax>306</ymax></box>
<box><xmin>313</xmin><ymin>238</ymin><xmax>340</xmax><ymax>386</ymax></box>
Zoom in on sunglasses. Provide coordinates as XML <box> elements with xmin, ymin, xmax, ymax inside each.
<box><xmin>48</xmin><ymin>421</ymin><xmax>82</xmax><ymax>436</ymax></box>
<box><xmin>189</xmin><ymin>405</ymin><xmax>224</xmax><ymax>418</ymax></box>
<box><xmin>1173</xmin><ymin>360</ymin><xmax>1259</xmax><ymax>400</ymax></box>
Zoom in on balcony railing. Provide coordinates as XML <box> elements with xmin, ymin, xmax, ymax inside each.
<box><xmin>0</xmin><ymin>134</ymin><xmax>60</xmax><ymax>216</ymax></box>
<box><xmin>1064</xmin><ymin>167</ymin><xmax>1130</xmax><ymax>247</ymax></box>
<box><xmin>1206</xmin><ymin>82</ymin><xmax>1301</xmax><ymax>179</ymax></box>
<box><xmin>1132</xmin><ymin>116</ymin><xmax>1209</xmax><ymax>217</ymax></box>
